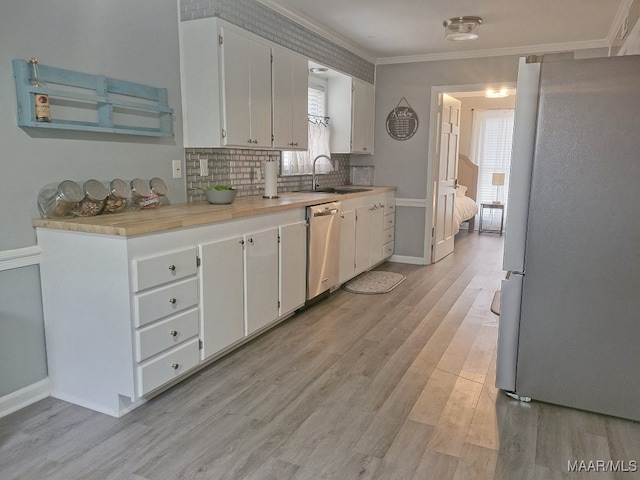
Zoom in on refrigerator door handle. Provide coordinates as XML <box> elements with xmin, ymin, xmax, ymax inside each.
<box><xmin>505</xmin><ymin>270</ymin><xmax>525</xmax><ymax>279</ymax></box>
<box><xmin>495</xmin><ymin>272</ymin><xmax>524</xmax><ymax>392</ymax></box>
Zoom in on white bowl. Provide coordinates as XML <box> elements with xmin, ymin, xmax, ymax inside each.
<box><xmin>204</xmin><ymin>188</ymin><xmax>237</xmax><ymax>204</ymax></box>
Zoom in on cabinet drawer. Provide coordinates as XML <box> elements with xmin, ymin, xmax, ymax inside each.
<box><xmin>134</xmin><ymin>277</ymin><xmax>198</xmax><ymax>328</ymax></box>
<box><xmin>384</xmin><ymin>214</ymin><xmax>395</xmax><ymax>229</ymax></box>
<box><xmin>133</xmin><ymin>247</ymin><xmax>197</xmax><ymax>292</ymax></box>
<box><xmin>383</xmin><ymin>228</ymin><xmax>395</xmax><ymax>244</ymax></box>
<box><xmin>384</xmin><ymin>202</ymin><xmax>395</xmax><ymax>215</ymax></box>
<box><xmin>135</xmin><ymin>308</ymin><xmax>200</xmax><ymax>362</ymax></box>
<box><xmin>383</xmin><ymin>241</ymin><xmax>394</xmax><ymax>258</ymax></box>
<box><xmin>137</xmin><ymin>337</ymin><xmax>200</xmax><ymax>397</ymax></box>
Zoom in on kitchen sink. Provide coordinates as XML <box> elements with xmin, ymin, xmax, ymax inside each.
<box><xmin>295</xmin><ymin>187</ymin><xmax>372</xmax><ymax>194</ymax></box>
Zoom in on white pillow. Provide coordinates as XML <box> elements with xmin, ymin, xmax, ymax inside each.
<box><xmin>456</xmin><ymin>185</ymin><xmax>468</xmax><ymax>197</ymax></box>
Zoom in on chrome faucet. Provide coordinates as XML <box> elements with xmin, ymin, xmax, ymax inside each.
<box><xmin>312</xmin><ymin>154</ymin><xmax>332</xmax><ymax>191</ymax></box>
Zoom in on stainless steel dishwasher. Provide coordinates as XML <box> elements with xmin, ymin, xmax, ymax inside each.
<box><xmin>307</xmin><ymin>201</ymin><xmax>341</xmax><ymax>300</ymax></box>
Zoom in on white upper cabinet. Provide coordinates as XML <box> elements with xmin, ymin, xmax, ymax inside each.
<box><xmin>351</xmin><ymin>78</ymin><xmax>375</xmax><ymax>154</ymax></box>
<box><xmin>220</xmin><ymin>26</ymin><xmax>272</xmax><ymax>147</ymax></box>
<box><xmin>325</xmin><ymin>69</ymin><xmax>375</xmax><ymax>155</ymax></box>
<box><xmin>180</xmin><ymin>17</ymin><xmax>373</xmax><ymax>152</ymax></box>
<box><xmin>272</xmin><ymin>48</ymin><xmax>309</xmax><ymax>150</ymax></box>
<box><xmin>180</xmin><ymin>17</ymin><xmax>271</xmax><ymax>148</ymax></box>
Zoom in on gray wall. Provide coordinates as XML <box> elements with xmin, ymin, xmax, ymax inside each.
<box><xmin>352</xmin><ymin>56</ymin><xmax>522</xmax><ymax>260</ymax></box>
<box><xmin>0</xmin><ymin>0</ymin><xmax>184</xmax><ymax>397</ymax></box>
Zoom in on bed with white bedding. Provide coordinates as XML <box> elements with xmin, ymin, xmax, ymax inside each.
<box><xmin>454</xmin><ymin>154</ymin><xmax>479</xmax><ymax>234</ymax></box>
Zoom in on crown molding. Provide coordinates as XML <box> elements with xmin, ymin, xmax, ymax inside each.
<box><xmin>376</xmin><ymin>39</ymin><xmax>611</xmax><ymax>65</ymax></box>
<box><xmin>255</xmin><ymin>0</ymin><xmax>377</xmax><ymax>64</ymax></box>
<box><xmin>606</xmin><ymin>0</ymin><xmax>635</xmax><ymax>44</ymax></box>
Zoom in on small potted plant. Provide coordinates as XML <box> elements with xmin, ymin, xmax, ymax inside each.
<box><xmin>203</xmin><ymin>185</ymin><xmax>237</xmax><ymax>204</ymax></box>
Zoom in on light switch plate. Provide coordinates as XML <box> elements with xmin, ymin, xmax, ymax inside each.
<box><xmin>199</xmin><ymin>159</ymin><xmax>209</xmax><ymax>176</ymax></box>
<box><xmin>172</xmin><ymin>160</ymin><xmax>182</xmax><ymax>178</ymax></box>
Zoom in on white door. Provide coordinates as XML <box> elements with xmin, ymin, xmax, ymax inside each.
<box><xmin>279</xmin><ymin>221</ymin><xmax>307</xmax><ymax>316</ymax></box>
<box><xmin>369</xmin><ymin>203</ymin><xmax>384</xmax><ymax>265</ymax></box>
<box><xmin>244</xmin><ymin>228</ymin><xmax>279</xmax><ymax>334</ymax></box>
<box><xmin>432</xmin><ymin>94</ymin><xmax>461</xmax><ymax>263</ymax></box>
<box><xmin>355</xmin><ymin>205</ymin><xmax>372</xmax><ymax>274</ymax></box>
<box><xmin>198</xmin><ymin>237</ymin><xmax>245</xmax><ymax>360</ymax></box>
<box><xmin>248</xmin><ymin>39</ymin><xmax>272</xmax><ymax>147</ymax></box>
<box><xmin>220</xmin><ymin>27</ymin><xmax>251</xmax><ymax>146</ymax></box>
<box><xmin>339</xmin><ymin>209</ymin><xmax>356</xmax><ymax>283</ymax></box>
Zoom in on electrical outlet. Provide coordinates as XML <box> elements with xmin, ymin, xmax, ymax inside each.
<box><xmin>199</xmin><ymin>159</ymin><xmax>209</xmax><ymax>176</ymax></box>
<box><xmin>172</xmin><ymin>160</ymin><xmax>182</xmax><ymax>179</ymax></box>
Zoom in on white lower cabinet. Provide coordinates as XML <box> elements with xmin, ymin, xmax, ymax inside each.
<box><xmin>198</xmin><ymin>236</ymin><xmax>245</xmax><ymax>360</ymax></box>
<box><xmin>341</xmin><ymin>191</ymin><xmax>396</xmax><ymax>282</ymax></box>
<box><xmin>37</xmin><ymin>207</ymin><xmax>306</xmax><ymax>417</ymax></box>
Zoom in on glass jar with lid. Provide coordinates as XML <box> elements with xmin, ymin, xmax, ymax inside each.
<box><xmin>129</xmin><ymin>178</ymin><xmax>152</xmax><ymax>210</ymax></box>
<box><xmin>73</xmin><ymin>179</ymin><xmax>109</xmax><ymax>216</ymax></box>
<box><xmin>131</xmin><ymin>177</ymin><xmax>168</xmax><ymax>209</ymax></box>
<box><xmin>38</xmin><ymin>180</ymin><xmax>85</xmax><ymax>218</ymax></box>
<box><xmin>102</xmin><ymin>178</ymin><xmax>131</xmax><ymax>214</ymax></box>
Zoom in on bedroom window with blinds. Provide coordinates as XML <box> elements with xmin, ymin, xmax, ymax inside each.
<box><xmin>281</xmin><ymin>78</ymin><xmax>332</xmax><ymax>175</ymax></box>
<box><xmin>470</xmin><ymin>108</ymin><xmax>515</xmax><ymax>207</ymax></box>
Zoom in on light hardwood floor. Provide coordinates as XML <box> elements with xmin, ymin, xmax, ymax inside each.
<box><xmin>2</xmin><ymin>232</ymin><xmax>639</xmax><ymax>479</ymax></box>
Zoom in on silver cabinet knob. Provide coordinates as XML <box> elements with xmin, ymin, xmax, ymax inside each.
<box><xmin>169</xmin><ymin>298</ymin><xmax>177</xmax><ymax>304</ymax></box>
<box><xmin>169</xmin><ymin>330</ymin><xmax>178</xmax><ymax>337</ymax></box>
<box><xmin>171</xmin><ymin>363</ymin><xmax>179</xmax><ymax>370</ymax></box>
<box><xmin>239</xmin><ymin>239</ymin><xmax>245</xmax><ymax>245</ymax></box>
<box><xmin>168</xmin><ymin>264</ymin><xmax>176</xmax><ymax>272</ymax></box>
<box><xmin>248</xmin><ymin>238</ymin><xmax>254</xmax><ymax>244</ymax></box>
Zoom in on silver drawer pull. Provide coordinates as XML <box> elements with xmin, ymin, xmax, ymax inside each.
<box><xmin>168</xmin><ymin>265</ymin><xmax>176</xmax><ymax>272</ymax></box>
<box><xmin>171</xmin><ymin>363</ymin><xmax>179</xmax><ymax>370</ymax></box>
<box><xmin>169</xmin><ymin>298</ymin><xmax>177</xmax><ymax>304</ymax></box>
<box><xmin>169</xmin><ymin>330</ymin><xmax>178</xmax><ymax>337</ymax></box>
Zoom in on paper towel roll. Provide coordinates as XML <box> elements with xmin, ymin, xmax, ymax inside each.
<box><xmin>263</xmin><ymin>161</ymin><xmax>278</xmax><ymax>198</ymax></box>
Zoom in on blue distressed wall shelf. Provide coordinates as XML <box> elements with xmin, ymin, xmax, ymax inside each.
<box><xmin>12</xmin><ymin>59</ymin><xmax>173</xmax><ymax>137</ymax></box>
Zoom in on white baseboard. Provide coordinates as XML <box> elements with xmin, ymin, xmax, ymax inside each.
<box><xmin>389</xmin><ymin>254</ymin><xmax>429</xmax><ymax>265</ymax></box>
<box><xmin>0</xmin><ymin>378</ymin><xmax>50</xmax><ymax>419</ymax></box>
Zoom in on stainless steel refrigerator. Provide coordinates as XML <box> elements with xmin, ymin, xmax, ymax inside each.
<box><xmin>496</xmin><ymin>55</ymin><xmax>640</xmax><ymax>421</ymax></box>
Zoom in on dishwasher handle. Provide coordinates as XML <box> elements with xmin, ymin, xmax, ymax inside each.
<box><xmin>313</xmin><ymin>208</ymin><xmax>340</xmax><ymax>217</ymax></box>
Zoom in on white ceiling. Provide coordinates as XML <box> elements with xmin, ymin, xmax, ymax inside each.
<box><xmin>257</xmin><ymin>0</ymin><xmax>631</xmax><ymax>63</ymax></box>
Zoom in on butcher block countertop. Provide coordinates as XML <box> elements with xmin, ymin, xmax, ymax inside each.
<box><xmin>33</xmin><ymin>186</ymin><xmax>396</xmax><ymax>237</ymax></box>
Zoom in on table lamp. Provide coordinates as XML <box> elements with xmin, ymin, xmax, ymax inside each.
<box><xmin>492</xmin><ymin>172</ymin><xmax>505</xmax><ymax>204</ymax></box>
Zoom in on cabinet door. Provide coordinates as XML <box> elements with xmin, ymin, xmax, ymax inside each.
<box><xmin>290</xmin><ymin>54</ymin><xmax>309</xmax><ymax>150</ymax></box>
<box><xmin>220</xmin><ymin>27</ymin><xmax>252</xmax><ymax>146</ymax></box>
<box><xmin>220</xmin><ymin>27</ymin><xmax>271</xmax><ymax>147</ymax></box>
<box><xmin>272</xmin><ymin>49</ymin><xmax>309</xmax><ymax>150</ymax></box>
<box><xmin>355</xmin><ymin>205</ymin><xmax>372</xmax><ymax>275</ymax></box>
<box><xmin>370</xmin><ymin>203</ymin><xmax>385</xmax><ymax>266</ymax></box>
<box><xmin>279</xmin><ymin>221</ymin><xmax>307</xmax><ymax>316</ymax></box>
<box><xmin>199</xmin><ymin>237</ymin><xmax>245</xmax><ymax>360</ymax></box>
<box><xmin>351</xmin><ymin>79</ymin><xmax>375</xmax><ymax>154</ymax></box>
<box><xmin>245</xmin><ymin>228</ymin><xmax>279</xmax><ymax>334</ymax></box>
<box><xmin>249</xmin><ymin>39</ymin><xmax>272</xmax><ymax>147</ymax></box>
<box><xmin>339</xmin><ymin>209</ymin><xmax>356</xmax><ymax>284</ymax></box>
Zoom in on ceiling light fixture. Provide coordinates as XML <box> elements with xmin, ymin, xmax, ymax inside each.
<box><xmin>485</xmin><ymin>88</ymin><xmax>509</xmax><ymax>98</ymax></box>
<box><xmin>443</xmin><ymin>16</ymin><xmax>483</xmax><ymax>41</ymax></box>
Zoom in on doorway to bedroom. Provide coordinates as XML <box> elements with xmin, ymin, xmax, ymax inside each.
<box><xmin>430</xmin><ymin>85</ymin><xmax>516</xmax><ymax>263</ymax></box>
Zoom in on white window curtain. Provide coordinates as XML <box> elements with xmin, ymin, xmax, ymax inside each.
<box><xmin>281</xmin><ymin>81</ymin><xmax>332</xmax><ymax>175</ymax></box>
<box><xmin>470</xmin><ymin>109</ymin><xmax>515</xmax><ymax>206</ymax></box>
